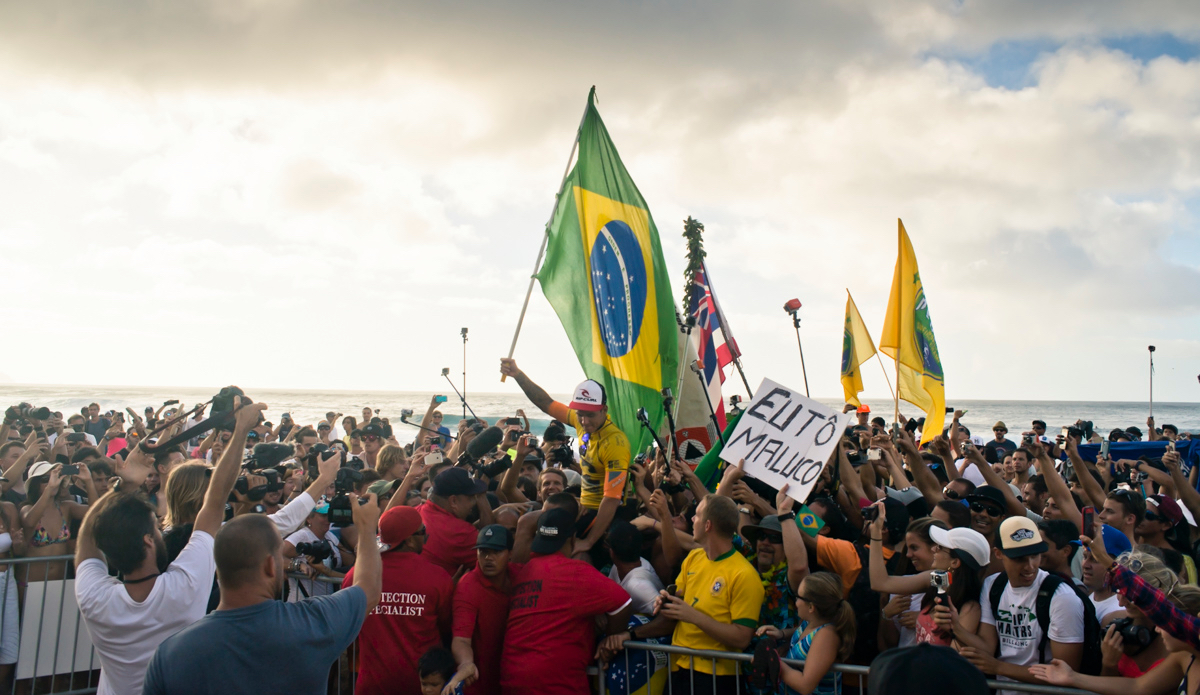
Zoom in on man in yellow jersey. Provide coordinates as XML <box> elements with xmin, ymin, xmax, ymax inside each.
<box><xmin>600</xmin><ymin>494</ymin><xmax>763</xmax><ymax>694</ymax></box>
<box><xmin>499</xmin><ymin>358</ymin><xmax>630</xmax><ymax>559</ymax></box>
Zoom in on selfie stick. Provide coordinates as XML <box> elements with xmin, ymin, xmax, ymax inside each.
<box><xmin>398</xmin><ymin>414</ymin><xmax>458</xmax><ymax>441</ymax></box>
<box><xmin>661</xmin><ymin>388</ymin><xmax>680</xmax><ymax>461</ymax></box>
<box><xmin>635</xmin><ymin>409</ymin><xmax>669</xmax><ymax>454</ymax></box>
<box><xmin>784</xmin><ymin>302</ymin><xmax>811</xmax><ymax>397</ymax></box>
<box><xmin>1149</xmin><ymin>345</ymin><xmax>1156</xmax><ymax>418</ymax></box>
<box><xmin>689</xmin><ymin>360</ymin><xmax>726</xmax><ymax>445</ymax></box>
<box><xmin>461</xmin><ymin>327</ymin><xmax>469</xmax><ymax>418</ymax></box>
<box><xmin>441</xmin><ymin>369</ymin><xmax>479</xmax><ymax>422</ymax></box>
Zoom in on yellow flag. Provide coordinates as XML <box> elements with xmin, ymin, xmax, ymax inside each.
<box><xmin>879</xmin><ymin>220</ymin><xmax>945</xmax><ymax>444</ymax></box>
<box><xmin>841</xmin><ymin>291</ymin><xmax>877</xmax><ymax>407</ymax></box>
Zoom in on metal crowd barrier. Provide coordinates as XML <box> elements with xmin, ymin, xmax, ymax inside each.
<box><xmin>591</xmin><ymin>641</ymin><xmax>1099</xmax><ymax>695</ymax></box>
<box><xmin>1</xmin><ymin>555</ymin><xmax>1099</xmax><ymax>695</ymax></box>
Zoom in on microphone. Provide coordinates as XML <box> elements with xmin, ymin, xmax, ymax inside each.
<box><xmin>467</xmin><ymin>426</ymin><xmax>506</xmax><ymax>459</ymax></box>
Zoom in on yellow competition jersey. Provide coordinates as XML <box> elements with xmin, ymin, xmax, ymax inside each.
<box><xmin>671</xmin><ymin>547</ymin><xmax>765</xmax><ymax>675</ymax></box>
<box><xmin>564</xmin><ymin>409</ymin><xmax>631</xmax><ymax>510</ymax></box>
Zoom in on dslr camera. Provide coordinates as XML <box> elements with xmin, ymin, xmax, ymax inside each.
<box><xmin>5</xmin><ymin>403</ymin><xmax>52</xmax><ymax>423</ymax></box>
<box><xmin>1109</xmin><ymin>617</ymin><xmax>1154</xmax><ymax>653</ymax></box>
<box><xmin>233</xmin><ymin>469</ymin><xmax>284</xmax><ymax>502</ymax></box>
<box><xmin>294</xmin><ymin>539</ymin><xmax>333</xmax><ymax>563</ymax></box>
<box><xmin>327</xmin><ymin>467</ymin><xmax>365</xmax><ymax>528</ymax></box>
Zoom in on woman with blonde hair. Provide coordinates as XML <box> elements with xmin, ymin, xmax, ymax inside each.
<box><xmin>375</xmin><ymin>444</ymin><xmax>408</xmax><ymax>482</ymax></box>
<box><xmin>162</xmin><ymin>463</ymin><xmax>211</xmax><ymax>562</ymax></box>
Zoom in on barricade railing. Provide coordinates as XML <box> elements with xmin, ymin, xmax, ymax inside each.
<box><xmin>591</xmin><ymin>641</ymin><xmax>1099</xmax><ymax>695</ymax></box>
<box><xmin>3</xmin><ymin>555</ymin><xmax>1099</xmax><ymax>695</ymax></box>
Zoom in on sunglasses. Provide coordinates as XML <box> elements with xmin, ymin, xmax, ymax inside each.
<box><xmin>579</xmin><ymin>432</ymin><xmax>590</xmax><ymax>458</ymax></box>
<box><xmin>363</xmin><ymin>434</ymin><xmax>380</xmax><ymax>443</ymax></box>
<box><xmin>970</xmin><ymin>502</ymin><xmax>1003</xmax><ymax>517</ymax></box>
<box><xmin>757</xmin><ymin>532</ymin><xmax>783</xmax><ymax>544</ymax></box>
<box><xmin>1145</xmin><ymin>511</ymin><xmax>1162</xmax><ymax>522</ymax></box>
<box><xmin>943</xmin><ymin>488</ymin><xmax>962</xmax><ymax>500</ymax></box>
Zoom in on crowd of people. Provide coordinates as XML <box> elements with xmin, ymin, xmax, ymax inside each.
<box><xmin>0</xmin><ymin>366</ymin><xmax>1196</xmax><ymax>695</ymax></box>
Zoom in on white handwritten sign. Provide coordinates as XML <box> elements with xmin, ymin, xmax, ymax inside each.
<box><xmin>720</xmin><ymin>378</ymin><xmax>852</xmax><ymax>504</ymax></box>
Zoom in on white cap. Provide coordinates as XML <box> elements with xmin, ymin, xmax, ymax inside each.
<box><xmin>568</xmin><ymin>380</ymin><xmax>606</xmax><ymax>412</ymax></box>
<box><xmin>929</xmin><ymin>526</ymin><xmax>991</xmax><ymax>570</ymax></box>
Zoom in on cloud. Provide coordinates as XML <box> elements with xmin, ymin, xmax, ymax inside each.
<box><xmin>0</xmin><ymin>1</ymin><xmax>1198</xmax><ymax>404</ymax></box>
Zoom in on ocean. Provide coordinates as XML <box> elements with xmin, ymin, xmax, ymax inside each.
<box><xmin>1</xmin><ymin>384</ymin><xmax>1197</xmax><ymax>437</ymax></box>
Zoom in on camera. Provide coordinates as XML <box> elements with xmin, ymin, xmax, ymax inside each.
<box><xmin>210</xmin><ymin>386</ymin><xmax>245</xmax><ymax>421</ymax></box>
<box><xmin>327</xmin><ymin>467</ymin><xmax>365</xmax><ymax>528</ymax></box>
<box><xmin>462</xmin><ymin>452</ymin><xmax>512</xmax><ymax>479</ymax></box>
<box><xmin>1109</xmin><ymin>617</ymin><xmax>1154</xmax><ymax>653</ymax></box>
<box><xmin>400</xmin><ymin>409</ymin><xmax>414</xmax><ymax>420</ymax></box>
<box><xmin>5</xmin><ymin>403</ymin><xmax>51</xmax><ymax>423</ymax></box>
<box><xmin>234</xmin><ymin>469</ymin><xmax>284</xmax><ymax>502</ymax></box>
<box><xmin>930</xmin><ymin>569</ymin><xmax>950</xmax><ymax>594</ymax></box>
<box><xmin>245</xmin><ymin>443</ymin><xmax>295</xmax><ymax>472</ymax></box>
<box><xmin>294</xmin><ymin>539</ymin><xmax>333</xmax><ymax>563</ymax></box>
<box><xmin>846</xmin><ymin>450</ymin><xmax>867</xmax><ymax>467</ymax></box>
<box><xmin>548</xmin><ymin>444</ymin><xmax>574</xmax><ymax>468</ymax></box>
<box><xmin>66</xmin><ymin>432</ymin><xmax>88</xmax><ymax>444</ymax></box>
<box><xmin>60</xmin><ymin>464</ymin><xmax>80</xmax><ymax>476</ymax></box>
<box><xmin>862</xmin><ymin>506</ymin><xmax>879</xmax><ymax>523</ymax></box>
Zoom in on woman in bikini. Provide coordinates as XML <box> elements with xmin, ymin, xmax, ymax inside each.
<box><xmin>21</xmin><ymin>462</ymin><xmax>94</xmax><ymax>582</ymax></box>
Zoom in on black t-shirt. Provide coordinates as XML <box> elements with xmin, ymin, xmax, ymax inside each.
<box><xmin>84</xmin><ymin>417</ymin><xmax>111</xmax><ymax>443</ymax></box>
<box><xmin>984</xmin><ymin>438</ymin><xmax>1017</xmax><ymax>464</ymax></box>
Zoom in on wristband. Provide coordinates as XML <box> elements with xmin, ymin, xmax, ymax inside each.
<box><xmin>738</xmin><ymin>507</ymin><xmax>753</xmax><ymax>515</ymax></box>
<box><xmin>778</xmin><ymin>511</ymin><xmax>796</xmax><ymax>522</ymax></box>
<box><xmin>627</xmin><ymin>625</ymin><xmax>638</xmax><ymax>641</ymax></box>
<box><xmin>870</xmin><ymin>536</ymin><xmax>883</xmax><ymax>542</ymax></box>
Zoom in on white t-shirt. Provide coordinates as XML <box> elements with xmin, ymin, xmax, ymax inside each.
<box><xmin>890</xmin><ymin>592</ymin><xmax>924</xmax><ymax>647</ymax></box>
<box><xmin>608</xmin><ymin>557</ymin><xmax>664</xmax><ymax>615</ymax></box>
<box><xmin>47</xmin><ymin>431</ymin><xmax>98</xmax><ymax>446</ymax></box>
<box><xmin>1091</xmin><ymin>592</ymin><xmax>1123</xmax><ymax>622</ymax></box>
<box><xmin>981</xmin><ymin>569</ymin><xmax>1086</xmax><ymax>695</ymax></box>
<box><xmin>284</xmin><ymin>527</ymin><xmax>342</xmax><ymax>599</ymax></box>
<box><xmin>76</xmin><ymin>530</ymin><xmax>215</xmax><ymax>695</ymax></box>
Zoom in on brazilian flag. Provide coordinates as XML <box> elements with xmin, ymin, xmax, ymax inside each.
<box><xmin>537</xmin><ymin>88</ymin><xmax>679</xmax><ymax>452</ymax></box>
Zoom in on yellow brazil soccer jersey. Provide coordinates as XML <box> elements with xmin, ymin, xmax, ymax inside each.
<box><xmin>671</xmin><ymin>547</ymin><xmax>765</xmax><ymax>676</ymax></box>
<box><xmin>549</xmin><ymin>403</ymin><xmax>631</xmax><ymax>510</ymax></box>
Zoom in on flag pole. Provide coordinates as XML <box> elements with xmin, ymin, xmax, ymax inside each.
<box><xmin>501</xmin><ymin>92</ymin><xmax>591</xmax><ymax>382</ymax></box>
<box><xmin>874</xmin><ymin>353</ymin><xmax>897</xmax><ymax>403</ymax></box>
<box><xmin>732</xmin><ymin>357</ymin><xmax>753</xmax><ymax>398</ymax></box>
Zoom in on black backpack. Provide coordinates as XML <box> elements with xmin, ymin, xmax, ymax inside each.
<box><xmin>846</xmin><ymin>543</ymin><xmax>906</xmax><ymax>663</ymax></box>
<box><xmin>987</xmin><ymin>573</ymin><xmax>1102</xmax><ymax>675</ymax></box>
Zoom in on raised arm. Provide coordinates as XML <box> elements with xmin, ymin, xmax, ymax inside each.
<box><xmin>349</xmin><ymin>493</ymin><xmax>382</xmax><ymax>612</ymax></box>
<box><xmin>866</xmin><ymin>502</ymin><xmax>932</xmax><ymax>595</ymax></box>
<box><xmin>1163</xmin><ymin>451</ymin><xmax>1200</xmax><ymax>524</ymax></box>
<box><xmin>195</xmin><ymin>398</ymin><xmax>267</xmax><ymax>536</ymax></box>
<box><xmin>417</xmin><ymin>395</ymin><xmax>443</xmax><ymax>446</ymax></box>
<box><xmin>499</xmin><ymin>359</ymin><xmax>555</xmax><ymax>415</ymax></box>
<box><xmin>964</xmin><ymin>447</ymin><xmax>1026</xmax><ymax>517</ymax></box>
<box><xmin>1067</xmin><ymin>440</ymin><xmax>1108</xmax><ymax>510</ymax></box>
<box><xmin>776</xmin><ymin>485</ymin><xmax>810</xmax><ymax>594</ymax></box>
<box><xmin>648</xmin><ymin>489</ymin><xmax>683</xmax><ymax>572</ymax></box>
<box><xmin>1033</xmin><ymin>438</ymin><xmax>1081</xmax><ymax>528</ymax></box>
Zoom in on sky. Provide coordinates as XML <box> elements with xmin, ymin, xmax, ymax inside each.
<box><xmin>1</xmin><ymin>0</ymin><xmax>1199</xmax><ymax>403</ymax></box>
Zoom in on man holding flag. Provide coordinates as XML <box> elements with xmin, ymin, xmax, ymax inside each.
<box><xmin>500</xmin><ymin>359</ymin><xmax>630</xmax><ymax>559</ymax></box>
<box><xmin>880</xmin><ymin>220</ymin><xmax>946</xmax><ymax>443</ymax></box>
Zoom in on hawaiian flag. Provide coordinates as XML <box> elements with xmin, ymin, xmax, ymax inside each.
<box><xmin>687</xmin><ymin>261</ymin><xmax>740</xmax><ymax>429</ymax></box>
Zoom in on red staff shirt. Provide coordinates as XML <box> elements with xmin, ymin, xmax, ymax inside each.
<box><xmin>342</xmin><ymin>551</ymin><xmax>453</xmax><ymax>695</ymax></box>
<box><xmin>418</xmin><ymin>500</ymin><xmax>479</xmax><ymax>576</ymax></box>
<box><xmin>500</xmin><ymin>553</ymin><xmax>631</xmax><ymax>695</ymax></box>
<box><xmin>453</xmin><ymin>562</ymin><xmax>525</xmax><ymax>695</ymax></box>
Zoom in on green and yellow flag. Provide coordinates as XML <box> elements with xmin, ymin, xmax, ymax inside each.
<box><xmin>841</xmin><ymin>290</ymin><xmax>877</xmax><ymax>407</ymax></box>
<box><xmin>879</xmin><ymin>220</ymin><xmax>945</xmax><ymax>444</ymax></box>
<box><xmin>536</xmin><ymin>88</ymin><xmax>679</xmax><ymax>451</ymax></box>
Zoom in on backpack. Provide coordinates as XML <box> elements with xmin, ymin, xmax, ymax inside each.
<box><xmin>846</xmin><ymin>543</ymin><xmax>906</xmax><ymax>663</ymax></box>
<box><xmin>987</xmin><ymin>572</ymin><xmax>1102</xmax><ymax>675</ymax></box>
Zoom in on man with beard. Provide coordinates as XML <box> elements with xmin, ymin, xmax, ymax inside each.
<box><xmin>142</xmin><ymin>486</ymin><xmax>381</xmax><ymax>695</ymax></box>
<box><xmin>75</xmin><ymin>397</ymin><xmax>264</xmax><ymax>695</ymax></box>
<box><xmin>342</xmin><ymin>505</ymin><xmax>452</xmax><ymax>695</ymax></box>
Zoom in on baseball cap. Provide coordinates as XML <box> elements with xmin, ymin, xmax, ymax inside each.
<box><xmin>378</xmin><ymin>506</ymin><xmax>423</xmax><ymax>548</ymax></box>
<box><xmin>367</xmin><ymin>479</ymin><xmax>398</xmax><ymax>497</ymax></box>
<box><xmin>28</xmin><ymin>461</ymin><xmax>55</xmax><ymax>479</ymax></box>
<box><xmin>996</xmin><ymin>516</ymin><xmax>1048</xmax><ymax>558</ymax></box>
<box><xmin>1148</xmin><ymin>494</ymin><xmax>1184</xmax><ymax>527</ymax></box>
<box><xmin>965</xmin><ymin>485</ymin><xmax>1007</xmax><ymax>512</ymax></box>
<box><xmin>568</xmin><ymin>380</ymin><xmax>606</xmax><ymax>412</ymax></box>
<box><xmin>531</xmin><ymin>508</ymin><xmax>576</xmax><ymax>554</ymax></box>
<box><xmin>929</xmin><ymin>526</ymin><xmax>990</xmax><ymax>571</ymax></box>
<box><xmin>857</xmin><ymin>404</ymin><xmax>871</xmax><ymax>414</ymax></box>
<box><xmin>1100</xmin><ymin>524</ymin><xmax>1133</xmax><ymax>558</ymax></box>
<box><xmin>474</xmin><ymin>524</ymin><xmax>513</xmax><ymax>551</ymax></box>
<box><xmin>360</xmin><ymin>423</ymin><xmax>385</xmax><ymax>438</ymax></box>
<box><xmin>869</xmin><ymin>644</ymin><xmax>988</xmax><ymax>695</ymax></box>
<box><xmin>432</xmin><ymin>467</ymin><xmax>487</xmax><ymax>497</ymax></box>
<box><xmin>993</xmin><ymin>421</ymin><xmax>1007</xmax><ymax>431</ymax></box>
<box><xmin>317</xmin><ymin>422</ymin><xmax>331</xmax><ymax>430</ymax></box>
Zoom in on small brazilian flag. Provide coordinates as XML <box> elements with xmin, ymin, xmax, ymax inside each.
<box><xmin>796</xmin><ymin>505</ymin><xmax>825</xmax><ymax>538</ymax></box>
<box><xmin>537</xmin><ymin>88</ymin><xmax>680</xmax><ymax>452</ymax></box>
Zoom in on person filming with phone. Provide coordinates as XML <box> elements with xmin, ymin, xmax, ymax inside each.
<box><xmin>499</xmin><ymin>358</ymin><xmax>631</xmax><ymax>560</ymax></box>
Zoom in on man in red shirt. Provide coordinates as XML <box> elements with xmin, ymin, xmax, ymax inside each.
<box><xmin>418</xmin><ymin>467</ymin><xmax>494</xmax><ymax>576</ymax></box>
<box><xmin>342</xmin><ymin>505</ymin><xmax>453</xmax><ymax>695</ymax></box>
<box><xmin>500</xmin><ymin>508</ymin><xmax>633</xmax><ymax>695</ymax></box>
<box><xmin>448</xmin><ymin>525</ymin><xmax>523</xmax><ymax>695</ymax></box>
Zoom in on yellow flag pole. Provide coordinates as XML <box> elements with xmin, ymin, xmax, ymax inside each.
<box><xmin>875</xmin><ymin>352</ymin><xmax>897</xmax><ymax>404</ymax></box>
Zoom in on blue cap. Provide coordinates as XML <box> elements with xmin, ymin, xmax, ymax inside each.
<box><xmin>1101</xmin><ymin>524</ymin><xmax>1132</xmax><ymax>558</ymax></box>
<box><xmin>313</xmin><ymin>502</ymin><xmax>330</xmax><ymax>515</ymax></box>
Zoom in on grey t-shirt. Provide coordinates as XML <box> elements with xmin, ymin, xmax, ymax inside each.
<box><xmin>142</xmin><ymin>586</ymin><xmax>366</xmax><ymax>695</ymax></box>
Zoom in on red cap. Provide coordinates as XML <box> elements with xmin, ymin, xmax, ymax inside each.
<box><xmin>378</xmin><ymin>506</ymin><xmax>423</xmax><ymax>547</ymax></box>
<box><xmin>569</xmin><ymin>380</ymin><xmax>606</xmax><ymax>412</ymax></box>
<box><xmin>857</xmin><ymin>404</ymin><xmax>871</xmax><ymax>414</ymax></box>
